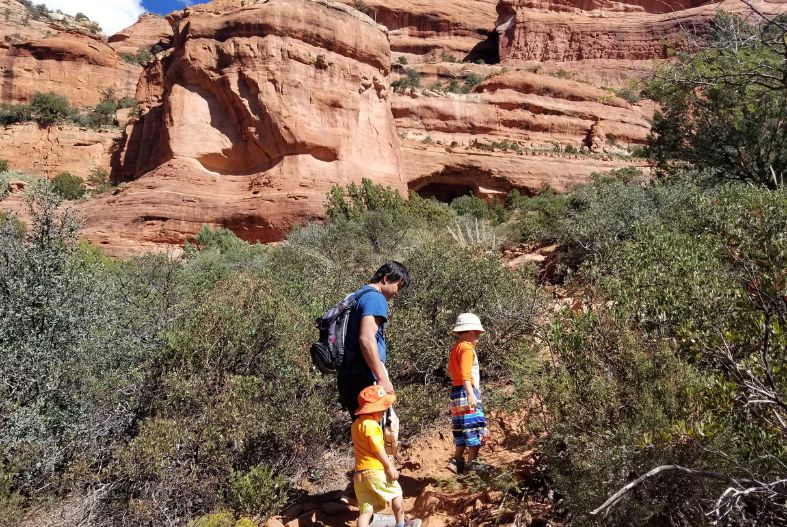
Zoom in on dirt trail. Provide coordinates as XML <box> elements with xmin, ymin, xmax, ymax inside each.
<box><xmin>270</xmin><ymin>412</ymin><xmax>553</xmax><ymax>527</ymax></box>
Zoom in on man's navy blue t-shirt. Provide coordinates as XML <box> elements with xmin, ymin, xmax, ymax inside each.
<box><xmin>344</xmin><ymin>285</ymin><xmax>388</xmax><ymax>377</ymax></box>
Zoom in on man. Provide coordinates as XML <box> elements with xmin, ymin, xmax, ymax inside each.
<box><xmin>337</xmin><ymin>261</ymin><xmax>411</xmax><ymax>418</ymax></box>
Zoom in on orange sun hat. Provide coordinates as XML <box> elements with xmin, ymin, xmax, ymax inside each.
<box><xmin>355</xmin><ymin>385</ymin><xmax>397</xmax><ymax>415</ymax></box>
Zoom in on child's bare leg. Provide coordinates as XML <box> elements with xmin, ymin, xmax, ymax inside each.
<box><xmin>453</xmin><ymin>445</ymin><xmax>465</xmax><ymax>461</ymax></box>
<box><xmin>466</xmin><ymin>446</ymin><xmax>480</xmax><ymax>463</ymax></box>
<box><xmin>357</xmin><ymin>510</ymin><xmax>374</xmax><ymax>527</ymax></box>
<box><xmin>391</xmin><ymin>495</ymin><xmax>405</xmax><ymax>525</ymax></box>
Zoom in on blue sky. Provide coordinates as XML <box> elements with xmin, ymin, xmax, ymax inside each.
<box><xmin>41</xmin><ymin>0</ymin><xmax>199</xmax><ymax>35</ymax></box>
<box><xmin>143</xmin><ymin>0</ymin><xmax>197</xmax><ymax>15</ymax></box>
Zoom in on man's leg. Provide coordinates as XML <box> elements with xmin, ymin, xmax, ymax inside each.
<box><xmin>466</xmin><ymin>446</ymin><xmax>480</xmax><ymax>463</ymax></box>
<box><xmin>338</xmin><ymin>374</ymin><xmax>374</xmax><ymax>420</ymax></box>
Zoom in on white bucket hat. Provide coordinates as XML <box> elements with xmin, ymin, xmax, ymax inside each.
<box><xmin>452</xmin><ymin>313</ymin><xmax>485</xmax><ymax>333</ymax></box>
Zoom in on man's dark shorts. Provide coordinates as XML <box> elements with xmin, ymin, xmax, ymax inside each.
<box><xmin>337</xmin><ymin>373</ymin><xmax>375</xmax><ymax>419</ymax></box>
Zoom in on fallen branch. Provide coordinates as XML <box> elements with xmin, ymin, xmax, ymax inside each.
<box><xmin>590</xmin><ymin>465</ymin><xmax>761</xmax><ymax>516</ymax></box>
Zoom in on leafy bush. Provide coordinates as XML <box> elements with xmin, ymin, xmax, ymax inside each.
<box><xmin>0</xmin><ymin>103</ymin><xmax>31</xmax><ymax>125</ymax></box>
<box><xmin>51</xmin><ymin>171</ymin><xmax>86</xmax><ymax>199</ymax></box>
<box><xmin>390</xmin><ymin>68</ymin><xmax>421</xmax><ymax>93</ymax></box>
<box><xmin>0</xmin><ymin>159</ymin><xmax>7</xmax><ymax>172</ymax></box>
<box><xmin>121</xmin><ymin>47</ymin><xmax>153</xmax><ymax>66</ymax></box>
<box><xmin>440</xmin><ymin>52</ymin><xmax>458</xmax><ymax>63</ymax></box>
<box><xmin>29</xmin><ymin>92</ymin><xmax>71</xmax><ymax>126</ymax></box>
<box><xmin>398</xmin><ymin>56</ymin><xmax>408</xmax><ymax>65</ymax></box>
<box><xmin>614</xmin><ymin>86</ymin><xmax>640</xmax><ymax>103</ymax></box>
<box><xmin>0</xmin><ymin>186</ymin><xmax>161</xmax><ymax>500</ymax></box>
<box><xmin>520</xmin><ymin>310</ymin><xmax>714</xmax><ymax>525</ymax></box>
<box><xmin>512</xmin><ymin>177</ymin><xmax>787</xmax><ymax>524</ymax></box>
<box><xmin>450</xmin><ymin>194</ymin><xmax>509</xmax><ymax>225</ymax></box>
<box><xmin>87</xmin><ymin>166</ymin><xmax>112</xmax><ymax>192</ymax></box>
<box><xmin>230</xmin><ymin>465</ymin><xmax>288</xmax><ymax>517</ymax></box>
<box><xmin>648</xmin><ymin>12</ymin><xmax>787</xmax><ymax>187</ymax></box>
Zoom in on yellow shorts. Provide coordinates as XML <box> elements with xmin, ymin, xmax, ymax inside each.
<box><xmin>353</xmin><ymin>469</ymin><xmax>403</xmax><ymax>514</ymax></box>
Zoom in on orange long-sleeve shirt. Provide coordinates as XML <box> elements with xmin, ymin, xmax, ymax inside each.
<box><xmin>448</xmin><ymin>340</ymin><xmax>480</xmax><ymax>388</ymax></box>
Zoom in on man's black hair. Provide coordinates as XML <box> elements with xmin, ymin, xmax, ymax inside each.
<box><xmin>370</xmin><ymin>261</ymin><xmax>411</xmax><ymax>289</ymax></box>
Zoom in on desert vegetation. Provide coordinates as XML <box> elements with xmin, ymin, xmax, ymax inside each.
<box><xmin>0</xmin><ymin>8</ymin><xmax>784</xmax><ymax>527</ymax></box>
<box><xmin>0</xmin><ymin>89</ymin><xmax>137</xmax><ymax>130</ymax></box>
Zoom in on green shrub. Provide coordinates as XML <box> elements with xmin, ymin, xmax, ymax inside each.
<box><xmin>87</xmin><ymin>167</ymin><xmax>112</xmax><ymax>192</ymax></box>
<box><xmin>0</xmin><ymin>185</ymin><xmax>164</xmax><ymax>499</ymax></box>
<box><xmin>397</xmin><ymin>56</ymin><xmax>408</xmax><ymax>65</ymax></box>
<box><xmin>463</xmin><ymin>73</ymin><xmax>485</xmax><ymax>92</ymax></box>
<box><xmin>230</xmin><ymin>465</ymin><xmax>288</xmax><ymax>517</ymax></box>
<box><xmin>189</xmin><ymin>512</ymin><xmax>235</xmax><ymax>527</ymax></box>
<box><xmin>0</xmin><ymin>103</ymin><xmax>31</xmax><ymax>125</ymax></box>
<box><xmin>51</xmin><ymin>171</ymin><xmax>86</xmax><ymax>199</ymax></box>
<box><xmin>450</xmin><ymin>194</ymin><xmax>509</xmax><ymax>225</ymax></box>
<box><xmin>29</xmin><ymin>92</ymin><xmax>71</xmax><ymax>126</ymax></box>
<box><xmin>121</xmin><ymin>47</ymin><xmax>153</xmax><ymax>65</ymax></box>
<box><xmin>390</xmin><ymin>68</ymin><xmax>421</xmax><ymax>93</ymax></box>
<box><xmin>194</xmin><ymin>225</ymin><xmax>246</xmax><ymax>252</ymax></box>
<box><xmin>352</xmin><ymin>0</ymin><xmax>370</xmax><ymax>15</ymax></box>
<box><xmin>615</xmin><ymin>86</ymin><xmax>640</xmax><ymax>103</ymax></box>
<box><xmin>440</xmin><ymin>52</ymin><xmax>458</xmax><ymax>63</ymax></box>
<box><xmin>521</xmin><ymin>310</ymin><xmax>714</xmax><ymax>525</ymax></box>
<box><xmin>0</xmin><ymin>159</ymin><xmax>7</xmax><ymax>172</ymax></box>
<box><xmin>648</xmin><ymin>12</ymin><xmax>787</xmax><ymax>187</ymax></box>
<box><xmin>0</xmin><ymin>211</ymin><xmax>25</xmax><ymax>237</ymax></box>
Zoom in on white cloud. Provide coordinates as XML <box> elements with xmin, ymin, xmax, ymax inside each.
<box><xmin>40</xmin><ymin>0</ymin><xmax>146</xmax><ymax>36</ymax></box>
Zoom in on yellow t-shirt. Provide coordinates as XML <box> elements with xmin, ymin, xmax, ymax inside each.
<box><xmin>352</xmin><ymin>415</ymin><xmax>385</xmax><ymax>471</ymax></box>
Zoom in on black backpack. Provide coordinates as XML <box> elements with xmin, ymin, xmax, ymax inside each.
<box><xmin>310</xmin><ymin>289</ymin><xmax>374</xmax><ymax>374</ymax></box>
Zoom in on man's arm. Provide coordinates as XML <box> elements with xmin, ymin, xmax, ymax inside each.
<box><xmin>359</xmin><ymin>315</ymin><xmax>394</xmax><ymax>393</ymax></box>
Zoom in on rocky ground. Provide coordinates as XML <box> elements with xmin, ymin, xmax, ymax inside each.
<box><xmin>269</xmin><ymin>410</ymin><xmax>551</xmax><ymax>527</ymax></box>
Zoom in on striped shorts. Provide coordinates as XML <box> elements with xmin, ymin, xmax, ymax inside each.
<box><xmin>450</xmin><ymin>385</ymin><xmax>488</xmax><ymax>447</ymax></box>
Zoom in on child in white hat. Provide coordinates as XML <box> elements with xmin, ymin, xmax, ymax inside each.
<box><xmin>447</xmin><ymin>313</ymin><xmax>488</xmax><ymax>474</ymax></box>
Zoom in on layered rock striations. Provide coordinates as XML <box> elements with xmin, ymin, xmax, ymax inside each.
<box><xmin>496</xmin><ymin>0</ymin><xmax>787</xmax><ymax>84</ymax></box>
<box><xmin>81</xmin><ymin>0</ymin><xmax>403</xmax><ymax>255</ymax></box>
<box><xmin>392</xmin><ymin>68</ymin><xmax>650</xmax><ymax>197</ymax></box>
<box><xmin>394</xmin><ymin>70</ymin><xmax>649</xmax><ymax>147</ymax></box>
<box><xmin>337</xmin><ymin>0</ymin><xmax>499</xmax><ymax>62</ymax></box>
<box><xmin>108</xmin><ymin>14</ymin><xmax>173</xmax><ymax>57</ymax></box>
<box><xmin>0</xmin><ymin>32</ymin><xmax>140</xmax><ymax>105</ymax></box>
<box><xmin>0</xmin><ymin>123</ymin><xmax>119</xmax><ymax>177</ymax></box>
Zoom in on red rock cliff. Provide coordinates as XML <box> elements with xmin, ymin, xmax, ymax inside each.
<box><xmin>80</xmin><ymin>0</ymin><xmax>403</xmax><ymax>255</ymax></box>
<box><xmin>497</xmin><ymin>0</ymin><xmax>787</xmax><ymax>64</ymax></box>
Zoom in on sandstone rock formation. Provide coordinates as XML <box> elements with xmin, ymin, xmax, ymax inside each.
<box><xmin>337</xmin><ymin>0</ymin><xmax>499</xmax><ymax>62</ymax></box>
<box><xmin>495</xmin><ymin>0</ymin><xmax>787</xmax><ymax>85</ymax></box>
<box><xmin>0</xmin><ymin>32</ymin><xmax>140</xmax><ymax>106</ymax></box>
<box><xmin>0</xmin><ymin>1</ymin><xmax>134</xmax><ymax>107</ymax></box>
<box><xmin>0</xmin><ymin>0</ymin><xmax>101</xmax><ymax>42</ymax></box>
<box><xmin>403</xmin><ymin>140</ymin><xmax>646</xmax><ymax>200</ymax></box>
<box><xmin>0</xmin><ymin>123</ymin><xmax>119</xmax><ymax>177</ymax></box>
<box><xmin>391</xmin><ymin>68</ymin><xmax>650</xmax><ymax>198</ymax></box>
<box><xmin>108</xmin><ymin>14</ymin><xmax>173</xmax><ymax>57</ymax></box>
<box><xmin>80</xmin><ymin>0</ymin><xmax>403</xmax><ymax>255</ymax></box>
<box><xmin>394</xmin><ymin>70</ymin><xmax>649</xmax><ymax>147</ymax></box>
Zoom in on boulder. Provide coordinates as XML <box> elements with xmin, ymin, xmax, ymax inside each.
<box><xmin>82</xmin><ymin>0</ymin><xmax>404</xmax><ymax>255</ymax></box>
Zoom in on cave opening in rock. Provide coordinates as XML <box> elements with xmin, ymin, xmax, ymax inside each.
<box><xmin>413</xmin><ymin>181</ymin><xmax>477</xmax><ymax>203</ymax></box>
<box><xmin>464</xmin><ymin>31</ymin><xmax>500</xmax><ymax>65</ymax></box>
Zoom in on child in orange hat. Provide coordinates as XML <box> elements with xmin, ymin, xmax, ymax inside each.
<box><xmin>352</xmin><ymin>385</ymin><xmax>421</xmax><ymax>527</ymax></box>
